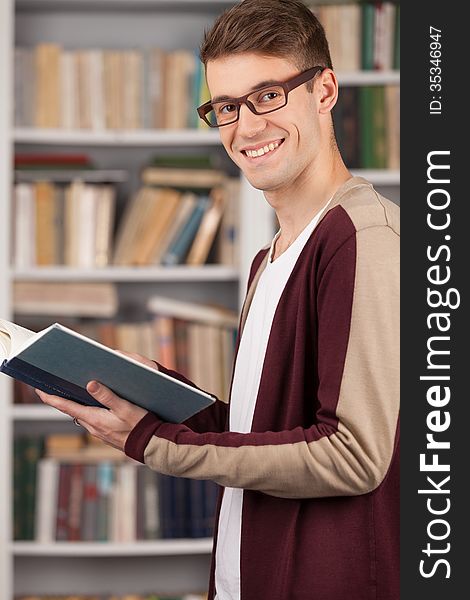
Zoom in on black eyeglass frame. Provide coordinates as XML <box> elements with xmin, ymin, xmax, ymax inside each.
<box><xmin>197</xmin><ymin>65</ymin><xmax>324</xmax><ymax>128</ymax></box>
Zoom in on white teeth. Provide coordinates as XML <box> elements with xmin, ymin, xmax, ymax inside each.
<box><xmin>245</xmin><ymin>140</ymin><xmax>282</xmax><ymax>158</ymax></box>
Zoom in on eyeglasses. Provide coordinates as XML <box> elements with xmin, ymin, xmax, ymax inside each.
<box><xmin>197</xmin><ymin>66</ymin><xmax>324</xmax><ymax>128</ymax></box>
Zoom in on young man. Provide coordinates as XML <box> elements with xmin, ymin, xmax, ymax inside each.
<box><xmin>38</xmin><ymin>1</ymin><xmax>400</xmax><ymax>598</ymax></box>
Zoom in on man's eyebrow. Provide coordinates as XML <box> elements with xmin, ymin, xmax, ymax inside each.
<box><xmin>211</xmin><ymin>79</ymin><xmax>281</xmax><ymax>104</ymax></box>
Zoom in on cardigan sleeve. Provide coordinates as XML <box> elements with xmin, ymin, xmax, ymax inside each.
<box><xmin>153</xmin><ymin>361</ymin><xmax>228</xmax><ymax>434</ymax></box>
<box><xmin>125</xmin><ymin>225</ymin><xmax>399</xmax><ymax>499</ymax></box>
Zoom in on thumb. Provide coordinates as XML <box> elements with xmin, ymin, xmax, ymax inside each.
<box><xmin>86</xmin><ymin>380</ymin><xmax>115</xmax><ymax>409</ymax></box>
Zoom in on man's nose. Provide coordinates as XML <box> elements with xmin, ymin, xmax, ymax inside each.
<box><xmin>236</xmin><ymin>102</ymin><xmax>267</xmax><ymax>138</ymax></box>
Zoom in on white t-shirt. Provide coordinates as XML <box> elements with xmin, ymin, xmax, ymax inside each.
<box><xmin>214</xmin><ymin>200</ymin><xmax>331</xmax><ymax>600</ymax></box>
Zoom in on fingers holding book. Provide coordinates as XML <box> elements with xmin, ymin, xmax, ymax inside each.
<box><xmin>35</xmin><ymin>382</ymin><xmax>148</xmax><ymax>452</ymax></box>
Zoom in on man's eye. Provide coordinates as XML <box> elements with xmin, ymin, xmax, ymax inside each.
<box><xmin>217</xmin><ymin>103</ymin><xmax>237</xmax><ymax>115</ymax></box>
<box><xmin>259</xmin><ymin>91</ymin><xmax>280</xmax><ymax>102</ymax></box>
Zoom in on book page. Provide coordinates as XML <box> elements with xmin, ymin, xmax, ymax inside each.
<box><xmin>0</xmin><ymin>319</ymin><xmax>35</xmax><ymax>360</ymax></box>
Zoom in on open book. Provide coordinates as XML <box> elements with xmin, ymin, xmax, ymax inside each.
<box><xmin>0</xmin><ymin>319</ymin><xmax>214</xmax><ymax>423</ymax></box>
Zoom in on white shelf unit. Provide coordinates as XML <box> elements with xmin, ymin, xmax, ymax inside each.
<box><xmin>10</xmin><ymin>405</ymin><xmax>72</xmax><ymax>420</ymax></box>
<box><xmin>13</xmin><ymin>128</ymin><xmax>222</xmax><ymax>146</ymax></box>
<box><xmin>11</xmin><ymin>265</ymin><xmax>240</xmax><ymax>282</ymax></box>
<box><xmin>12</xmin><ymin>539</ymin><xmax>213</xmax><ymax>556</ymax></box>
<box><xmin>337</xmin><ymin>70</ymin><xmax>399</xmax><ymax>86</ymax></box>
<box><xmin>0</xmin><ymin>1</ymin><xmax>400</xmax><ymax>599</ymax></box>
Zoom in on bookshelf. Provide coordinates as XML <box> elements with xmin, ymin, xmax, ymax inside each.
<box><xmin>0</xmin><ymin>1</ymin><xmax>400</xmax><ymax>599</ymax></box>
<box><xmin>12</xmin><ymin>266</ymin><xmax>240</xmax><ymax>282</ymax></box>
<box><xmin>14</xmin><ymin>128</ymin><xmax>223</xmax><ymax>146</ymax></box>
<box><xmin>12</xmin><ymin>539</ymin><xmax>214</xmax><ymax>556</ymax></box>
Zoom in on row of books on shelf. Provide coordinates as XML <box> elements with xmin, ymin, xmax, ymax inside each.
<box><xmin>333</xmin><ymin>85</ymin><xmax>399</xmax><ymax>169</ymax></box>
<box><xmin>311</xmin><ymin>2</ymin><xmax>400</xmax><ymax>72</ymax></box>
<box><xmin>13</xmin><ymin>293</ymin><xmax>238</xmax><ymax>404</ymax></box>
<box><xmin>14</xmin><ymin>46</ymin><xmax>209</xmax><ymax>131</ymax></box>
<box><xmin>13</xmin><ymin>283</ymin><xmax>119</xmax><ymax>319</ymax></box>
<box><xmin>12</xmin><ymin>159</ymin><xmax>240</xmax><ymax>269</ymax></box>
<box><xmin>14</xmin><ymin>596</ymin><xmax>207</xmax><ymax>600</ymax></box>
<box><xmin>14</xmin><ymin>433</ymin><xmax>218</xmax><ymax>543</ymax></box>
<box><xmin>13</xmin><ymin>3</ymin><xmax>399</xmax><ymax>132</ymax></box>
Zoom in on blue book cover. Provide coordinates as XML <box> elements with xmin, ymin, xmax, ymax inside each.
<box><xmin>162</xmin><ymin>195</ymin><xmax>210</xmax><ymax>266</ymax></box>
<box><xmin>187</xmin><ymin>478</ymin><xmax>206</xmax><ymax>538</ymax></box>
<box><xmin>189</xmin><ymin>52</ymin><xmax>202</xmax><ymax>129</ymax></box>
<box><xmin>96</xmin><ymin>461</ymin><xmax>113</xmax><ymax>541</ymax></box>
<box><xmin>0</xmin><ymin>319</ymin><xmax>215</xmax><ymax>423</ymax></box>
<box><xmin>158</xmin><ymin>473</ymin><xmax>174</xmax><ymax>539</ymax></box>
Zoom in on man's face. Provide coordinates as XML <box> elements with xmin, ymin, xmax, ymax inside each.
<box><xmin>206</xmin><ymin>53</ymin><xmax>322</xmax><ymax>193</ymax></box>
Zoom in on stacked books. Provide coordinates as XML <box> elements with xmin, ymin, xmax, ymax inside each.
<box><xmin>12</xmin><ymin>154</ymin><xmax>118</xmax><ymax>269</ymax></box>
<box><xmin>13</xmin><ymin>282</ymin><xmax>119</xmax><ymax>318</ymax></box>
<box><xmin>11</xmin><ymin>155</ymin><xmax>240</xmax><ymax>269</ymax></box>
<box><xmin>114</xmin><ymin>160</ymin><xmax>240</xmax><ymax>267</ymax></box>
<box><xmin>12</xmin><ymin>180</ymin><xmax>117</xmax><ymax>269</ymax></box>
<box><xmin>147</xmin><ymin>296</ymin><xmax>239</xmax><ymax>403</ymax></box>
<box><xmin>311</xmin><ymin>1</ymin><xmax>400</xmax><ymax>71</ymax></box>
<box><xmin>333</xmin><ymin>84</ymin><xmax>400</xmax><ymax>169</ymax></box>
<box><xmin>14</xmin><ymin>45</ymin><xmax>209</xmax><ymax>130</ymax></box>
<box><xmin>14</xmin><ymin>433</ymin><xmax>219</xmax><ymax>543</ymax></box>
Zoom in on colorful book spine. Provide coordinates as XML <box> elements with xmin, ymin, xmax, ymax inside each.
<box><xmin>96</xmin><ymin>461</ymin><xmax>113</xmax><ymax>542</ymax></box>
<box><xmin>359</xmin><ymin>86</ymin><xmax>375</xmax><ymax>168</ymax></box>
<box><xmin>361</xmin><ymin>2</ymin><xmax>375</xmax><ymax>70</ymax></box>
<box><xmin>81</xmin><ymin>463</ymin><xmax>98</xmax><ymax>541</ymax></box>
<box><xmin>56</xmin><ymin>463</ymin><xmax>72</xmax><ymax>541</ymax></box>
<box><xmin>21</xmin><ymin>436</ymin><xmax>44</xmax><ymax>540</ymax></box>
<box><xmin>161</xmin><ymin>196</ymin><xmax>210</xmax><ymax>266</ymax></box>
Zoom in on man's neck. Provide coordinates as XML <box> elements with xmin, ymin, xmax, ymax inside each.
<box><xmin>266</xmin><ymin>155</ymin><xmax>351</xmax><ymax>260</ymax></box>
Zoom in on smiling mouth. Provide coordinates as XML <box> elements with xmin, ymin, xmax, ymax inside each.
<box><xmin>241</xmin><ymin>139</ymin><xmax>285</xmax><ymax>159</ymax></box>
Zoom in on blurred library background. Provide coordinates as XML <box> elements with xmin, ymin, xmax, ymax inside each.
<box><xmin>0</xmin><ymin>1</ymin><xmax>400</xmax><ymax>599</ymax></box>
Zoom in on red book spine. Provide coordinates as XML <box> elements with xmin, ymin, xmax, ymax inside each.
<box><xmin>15</xmin><ymin>154</ymin><xmax>91</xmax><ymax>166</ymax></box>
<box><xmin>55</xmin><ymin>463</ymin><xmax>72</xmax><ymax>541</ymax></box>
<box><xmin>81</xmin><ymin>464</ymin><xmax>98</xmax><ymax>541</ymax></box>
<box><xmin>67</xmin><ymin>463</ymin><xmax>84</xmax><ymax>541</ymax></box>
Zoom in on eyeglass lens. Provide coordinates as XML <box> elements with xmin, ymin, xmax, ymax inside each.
<box><xmin>206</xmin><ymin>85</ymin><xmax>287</xmax><ymax>126</ymax></box>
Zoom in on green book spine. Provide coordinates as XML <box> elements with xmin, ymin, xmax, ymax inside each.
<box><xmin>371</xmin><ymin>86</ymin><xmax>387</xmax><ymax>169</ymax></box>
<box><xmin>361</xmin><ymin>3</ymin><xmax>375</xmax><ymax>70</ymax></box>
<box><xmin>22</xmin><ymin>435</ymin><xmax>44</xmax><ymax>540</ymax></box>
<box><xmin>96</xmin><ymin>461</ymin><xmax>113</xmax><ymax>542</ymax></box>
<box><xmin>359</xmin><ymin>86</ymin><xmax>374</xmax><ymax>169</ymax></box>
<box><xmin>149</xmin><ymin>155</ymin><xmax>213</xmax><ymax>169</ymax></box>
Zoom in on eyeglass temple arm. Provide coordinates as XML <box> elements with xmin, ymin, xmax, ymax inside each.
<box><xmin>285</xmin><ymin>66</ymin><xmax>324</xmax><ymax>92</ymax></box>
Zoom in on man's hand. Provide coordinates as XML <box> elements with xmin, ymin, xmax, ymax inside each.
<box><xmin>36</xmin><ymin>350</ymin><xmax>157</xmax><ymax>452</ymax></box>
<box><xmin>36</xmin><ymin>351</ymin><xmax>158</xmax><ymax>450</ymax></box>
<box><xmin>36</xmin><ymin>381</ymin><xmax>148</xmax><ymax>452</ymax></box>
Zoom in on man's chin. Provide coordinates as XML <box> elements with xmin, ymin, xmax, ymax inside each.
<box><xmin>246</xmin><ymin>178</ymin><xmax>266</xmax><ymax>191</ymax></box>
<box><xmin>244</xmin><ymin>174</ymin><xmax>281</xmax><ymax>193</ymax></box>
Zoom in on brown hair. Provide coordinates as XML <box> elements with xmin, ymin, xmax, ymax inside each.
<box><xmin>200</xmin><ymin>0</ymin><xmax>332</xmax><ymax>91</ymax></box>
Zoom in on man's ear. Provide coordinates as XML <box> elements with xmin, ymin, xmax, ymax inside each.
<box><xmin>317</xmin><ymin>68</ymin><xmax>339</xmax><ymax>115</ymax></box>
